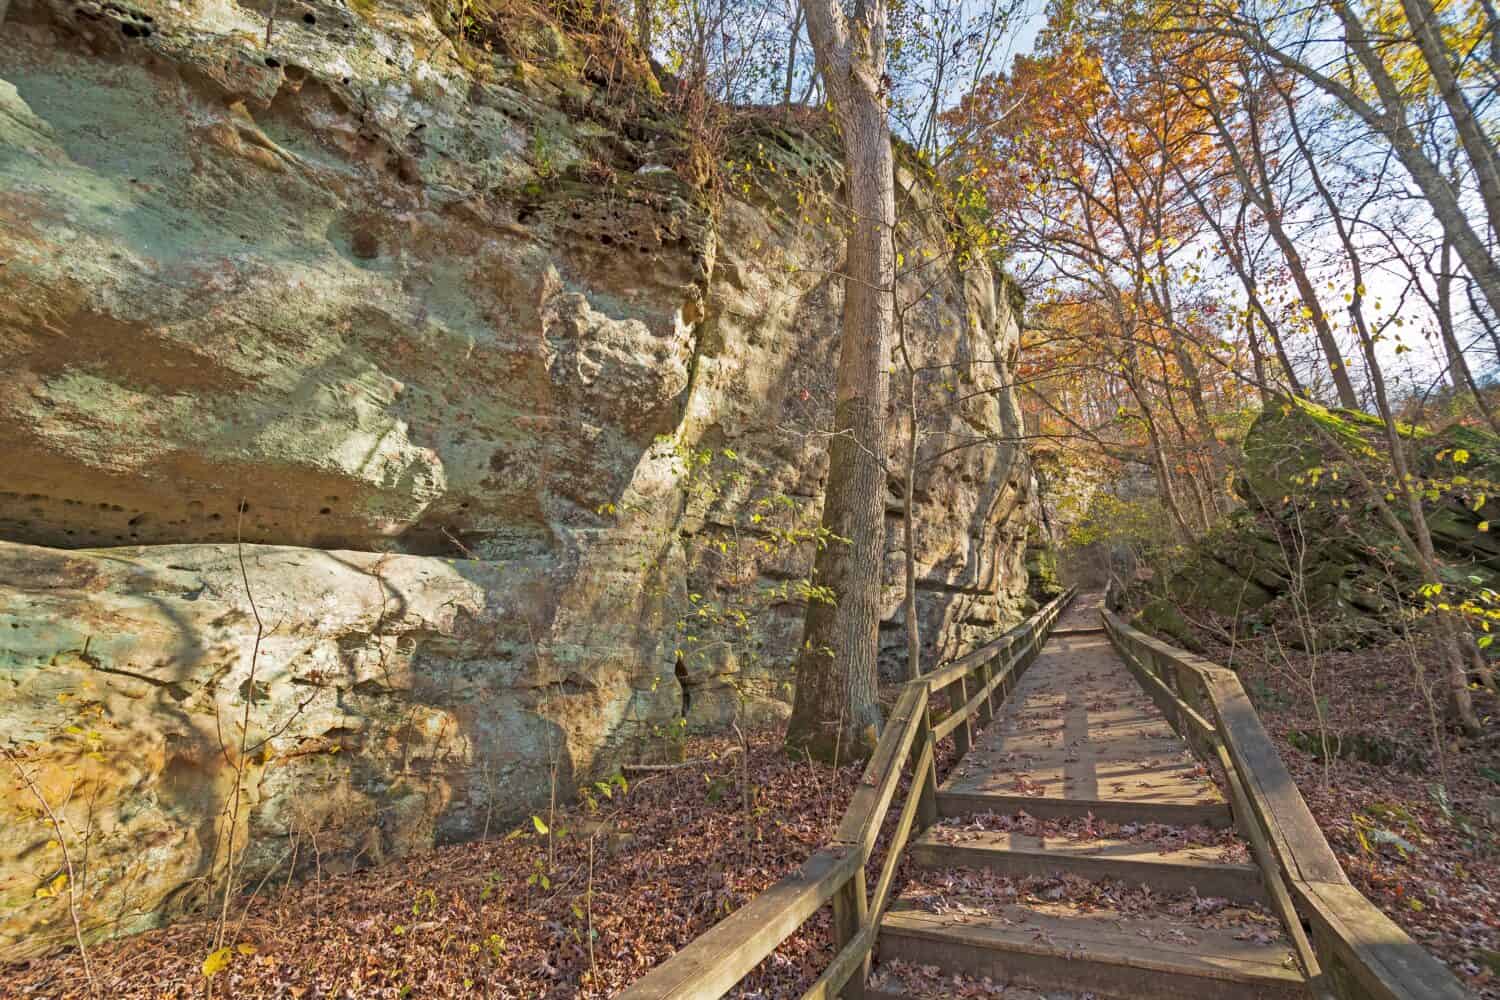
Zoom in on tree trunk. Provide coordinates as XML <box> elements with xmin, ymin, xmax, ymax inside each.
<box><xmin>786</xmin><ymin>0</ymin><xmax>894</xmax><ymax>760</ymax></box>
<box><xmin>782</xmin><ymin>5</ymin><xmax>804</xmax><ymax>112</ymax></box>
<box><xmin>634</xmin><ymin>0</ymin><xmax>652</xmax><ymax>53</ymax></box>
<box><xmin>1286</xmin><ymin>96</ymin><xmax>1483</xmax><ymax>734</ymax></box>
<box><xmin>1398</xmin><ymin>0</ymin><xmax>1500</xmax><ymax>240</ymax></box>
<box><xmin>1468</xmin><ymin>282</ymin><xmax>1500</xmax><ymax>364</ymax></box>
<box><xmin>903</xmin><ymin>376</ymin><xmax>921</xmax><ymax>681</ymax></box>
<box><xmin>1245</xmin><ymin>311</ymin><xmax>1271</xmax><ymax>403</ymax></box>
<box><xmin>1178</xmin><ymin>174</ymin><xmax>1303</xmax><ymax>396</ymax></box>
<box><xmin>1123</xmin><ymin>345</ymin><xmax>1195</xmax><ymax>544</ymax></box>
<box><xmin>1195</xmin><ymin>72</ymin><xmax>1360</xmax><ymax>408</ymax></box>
<box><xmin>1258</xmin><ymin>210</ymin><xmax>1359</xmax><ymax>408</ymax></box>
<box><xmin>1435</xmin><ymin>241</ymin><xmax>1500</xmax><ymax>433</ymax></box>
<box><xmin>1248</xmin><ymin>4</ymin><xmax>1500</xmax><ymax>323</ymax></box>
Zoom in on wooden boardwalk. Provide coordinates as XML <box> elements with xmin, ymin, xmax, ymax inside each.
<box><xmin>621</xmin><ymin>587</ymin><xmax>1466</xmax><ymax>1000</ymax></box>
<box><xmin>875</xmin><ymin>592</ymin><xmax>1310</xmax><ymax>999</ymax></box>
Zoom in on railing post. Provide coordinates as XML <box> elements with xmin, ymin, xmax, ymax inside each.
<box><xmin>1175</xmin><ymin>662</ymin><xmax>1211</xmax><ymax>720</ymax></box>
<box><xmin>912</xmin><ymin>710</ymin><xmax>938</xmax><ymax>831</ymax></box>
<box><xmin>954</xmin><ymin>674</ymin><xmax>973</xmax><ymax>758</ymax></box>
<box><xmin>1309</xmin><ymin>924</ymin><xmax>1354</xmax><ymax>999</ymax></box>
<box><xmin>831</xmin><ymin>868</ymin><xmax>868</xmax><ymax>1000</ymax></box>
<box><xmin>1142</xmin><ymin>647</ymin><xmax>1162</xmax><ymax>683</ymax></box>
<box><xmin>977</xmin><ymin>657</ymin><xmax>995</xmax><ymax>727</ymax></box>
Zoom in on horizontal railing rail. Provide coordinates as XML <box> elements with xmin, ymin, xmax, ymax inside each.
<box><xmin>1101</xmin><ymin>608</ymin><xmax>1469</xmax><ymax>1000</ymax></box>
<box><xmin>619</xmin><ymin>587</ymin><xmax>1077</xmax><ymax>1000</ymax></box>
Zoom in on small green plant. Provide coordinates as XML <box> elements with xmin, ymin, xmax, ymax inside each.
<box><xmin>411</xmin><ymin>887</ymin><xmax>438</xmax><ymax>917</ymax></box>
<box><xmin>526</xmin><ymin>855</ymin><xmax>552</xmax><ymax>892</ymax></box>
<box><xmin>578</xmin><ymin>771</ymin><xmax>628</xmax><ymax>812</ymax></box>
<box><xmin>479</xmin><ymin>870</ymin><xmax>504</xmax><ymax>901</ymax></box>
<box><xmin>528</xmin><ymin>126</ymin><xmax>565</xmax><ymax>179</ymax></box>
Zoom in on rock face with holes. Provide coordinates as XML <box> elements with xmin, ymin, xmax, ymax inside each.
<box><xmin>0</xmin><ymin>0</ymin><xmax>1037</xmax><ymax>955</ymax></box>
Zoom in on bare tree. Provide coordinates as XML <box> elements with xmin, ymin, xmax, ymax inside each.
<box><xmin>1207</xmin><ymin>0</ymin><xmax>1500</xmax><ymax>323</ymax></box>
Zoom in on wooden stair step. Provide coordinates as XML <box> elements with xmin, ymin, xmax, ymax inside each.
<box><xmin>909</xmin><ymin>827</ymin><xmax>1266</xmax><ymax>903</ymax></box>
<box><xmin>936</xmin><ymin>790</ymin><xmax>1234</xmax><ymax>828</ymax></box>
<box><xmin>869</xmin><ymin>984</ymin><xmax>1077</xmax><ymax>999</ymax></box>
<box><xmin>878</xmin><ymin>900</ymin><xmax>1308</xmax><ymax>1000</ymax></box>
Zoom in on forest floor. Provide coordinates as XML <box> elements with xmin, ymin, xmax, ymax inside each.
<box><xmin>4</xmin><ymin>726</ymin><xmax>874</xmax><ymax>999</ymax></box>
<box><xmin>1176</xmin><ymin>610</ymin><xmax>1500</xmax><ymax>998</ymax></box>
<box><xmin>7</xmin><ymin>612</ymin><xmax>1497</xmax><ymax>998</ymax></box>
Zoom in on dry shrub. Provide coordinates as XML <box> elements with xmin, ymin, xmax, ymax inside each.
<box><xmin>427</xmin><ymin>0</ymin><xmax>656</xmax><ymax>93</ymax></box>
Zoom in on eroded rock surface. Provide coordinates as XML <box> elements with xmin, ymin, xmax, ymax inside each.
<box><xmin>0</xmin><ymin>0</ymin><xmax>1036</xmax><ymax>955</ymax></box>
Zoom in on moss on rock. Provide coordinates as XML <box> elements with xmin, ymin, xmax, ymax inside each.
<box><xmin>1149</xmin><ymin>402</ymin><xmax>1500</xmax><ymax>651</ymax></box>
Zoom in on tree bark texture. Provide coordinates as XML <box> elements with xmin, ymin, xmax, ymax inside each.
<box><xmin>785</xmin><ymin>0</ymin><xmax>894</xmax><ymax>760</ymax></box>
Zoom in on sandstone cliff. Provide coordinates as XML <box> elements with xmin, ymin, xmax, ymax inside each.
<box><xmin>0</xmin><ymin>0</ymin><xmax>1037</xmax><ymax>955</ymax></box>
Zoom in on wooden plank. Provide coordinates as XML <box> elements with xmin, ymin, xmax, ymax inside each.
<box><xmin>913</xmin><ymin>716</ymin><xmax>937</xmax><ymax>831</ymax></box>
<box><xmin>1118</xmin><ymin>645</ymin><xmax>1219</xmax><ymax>756</ymax></box>
<box><xmin>932</xmin><ymin>633</ymin><xmax>1017</xmax><ymax>682</ymax></box>
<box><xmin>1294</xmin><ymin>881</ymin><xmax>1471</xmax><ymax>1000</ymax></box>
<box><xmin>1104</xmin><ymin>611</ymin><xmax>1225</xmax><ymax>681</ymax></box>
<box><xmin>924</xmin><ymin>635</ymin><xmax>1014</xmax><ymax>691</ymax></box>
<box><xmin>880</xmin><ymin>903</ymin><xmax>1307</xmax><ymax>1000</ymax></box>
<box><xmin>1174</xmin><ymin>659</ymin><xmax>1214</xmax><ymax>719</ymax></box>
<box><xmin>932</xmin><ymin>703</ymin><xmax>966</xmax><ymax>740</ymax></box>
<box><xmin>616</xmin><ymin>848</ymin><xmax>861</xmax><ymax>1000</ymax></box>
<box><xmin>1103</xmin><ymin>608</ymin><xmax>1469</xmax><ymax>1000</ymax></box>
<box><xmin>980</xmin><ymin>652</ymin><xmax>1017</xmax><ymax>701</ymax></box>
<box><xmin>953</xmin><ymin>673</ymin><xmax>973</xmax><ymax>757</ymax></box>
<box><xmin>920</xmin><ymin>659</ymin><xmax>971</xmax><ymax>693</ymax></box>
<box><xmin>619</xmin><ymin>591</ymin><xmax>1077</xmax><ymax>999</ymax></box>
<box><xmin>936</xmin><ymin>790</ymin><xmax>1233</xmax><ymax>828</ymax></box>
<box><xmin>835</xmin><ymin>685</ymin><xmax>926</xmax><ymax>859</ymax></box>
<box><xmin>954</xmin><ymin>675</ymin><xmax>991</xmax><ymax>728</ymax></box>
<box><xmin>908</xmin><ymin>829</ymin><xmax>1267</xmax><ymax>903</ymax></box>
<box><xmin>1203</xmin><ymin>672</ymin><xmax>1347</xmax><ymax>886</ymax></box>
<box><xmin>1104</xmin><ymin>612</ymin><xmax>1345</xmax><ymax>886</ymax></box>
<box><xmin>976</xmin><ymin>657</ymin><xmax>995</xmax><ymax>727</ymax></box>
<box><xmin>922</xmin><ymin>589</ymin><xmax>1072</xmax><ymax>692</ymax></box>
<box><xmin>930</xmin><ymin>648</ymin><xmax>1004</xmax><ymax>744</ymax></box>
<box><xmin>832</xmin><ymin>867</ymin><xmax>868</xmax><ymax>1000</ymax></box>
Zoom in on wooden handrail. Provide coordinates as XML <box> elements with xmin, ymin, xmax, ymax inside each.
<box><xmin>834</xmin><ymin>685</ymin><xmax>928</xmax><ymax>859</ymax></box>
<box><xmin>922</xmin><ymin>632</ymin><xmax>1016</xmax><ymax>690</ymax></box>
<box><xmin>619</xmin><ymin>587</ymin><xmax>1076</xmax><ymax>1000</ymax></box>
<box><xmin>1101</xmin><ymin>609</ymin><xmax>1469</xmax><ymax>1000</ymax></box>
<box><xmin>615</xmin><ymin>847</ymin><xmax>862</xmax><ymax>999</ymax></box>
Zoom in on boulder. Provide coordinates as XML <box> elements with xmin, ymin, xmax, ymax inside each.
<box><xmin>1153</xmin><ymin>401</ymin><xmax>1500</xmax><ymax>649</ymax></box>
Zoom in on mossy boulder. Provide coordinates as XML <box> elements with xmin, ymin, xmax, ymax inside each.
<box><xmin>1026</xmin><ymin>545</ymin><xmax>1064</xmax><ymax>601</ymax></box>
<box><xmin>1150</xmin><ymin>402</ymin><xmax>1500</xmax><ymax>650</ymax></box>
<box><xmin>1134</xmin><ymin>599</ymin><xmax>1202</xmax><ymax>651</ymax></box>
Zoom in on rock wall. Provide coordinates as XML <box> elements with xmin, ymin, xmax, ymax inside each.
<box><xmin>0</xmin><ymin>0</ymin><xmax>1036</xmax><ymax>956</ymax></box>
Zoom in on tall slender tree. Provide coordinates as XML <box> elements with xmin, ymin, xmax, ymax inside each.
<box><xmin>784</xmin><ymin>0</ymin><xmax>896</xmax><ymax>759</ymax></box>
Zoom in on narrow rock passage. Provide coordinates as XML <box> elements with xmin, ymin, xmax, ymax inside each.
<box><xmin>872</xmin><ymin>592</ymin><xmax>1311</xmax><ymax>999</ymax></box>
